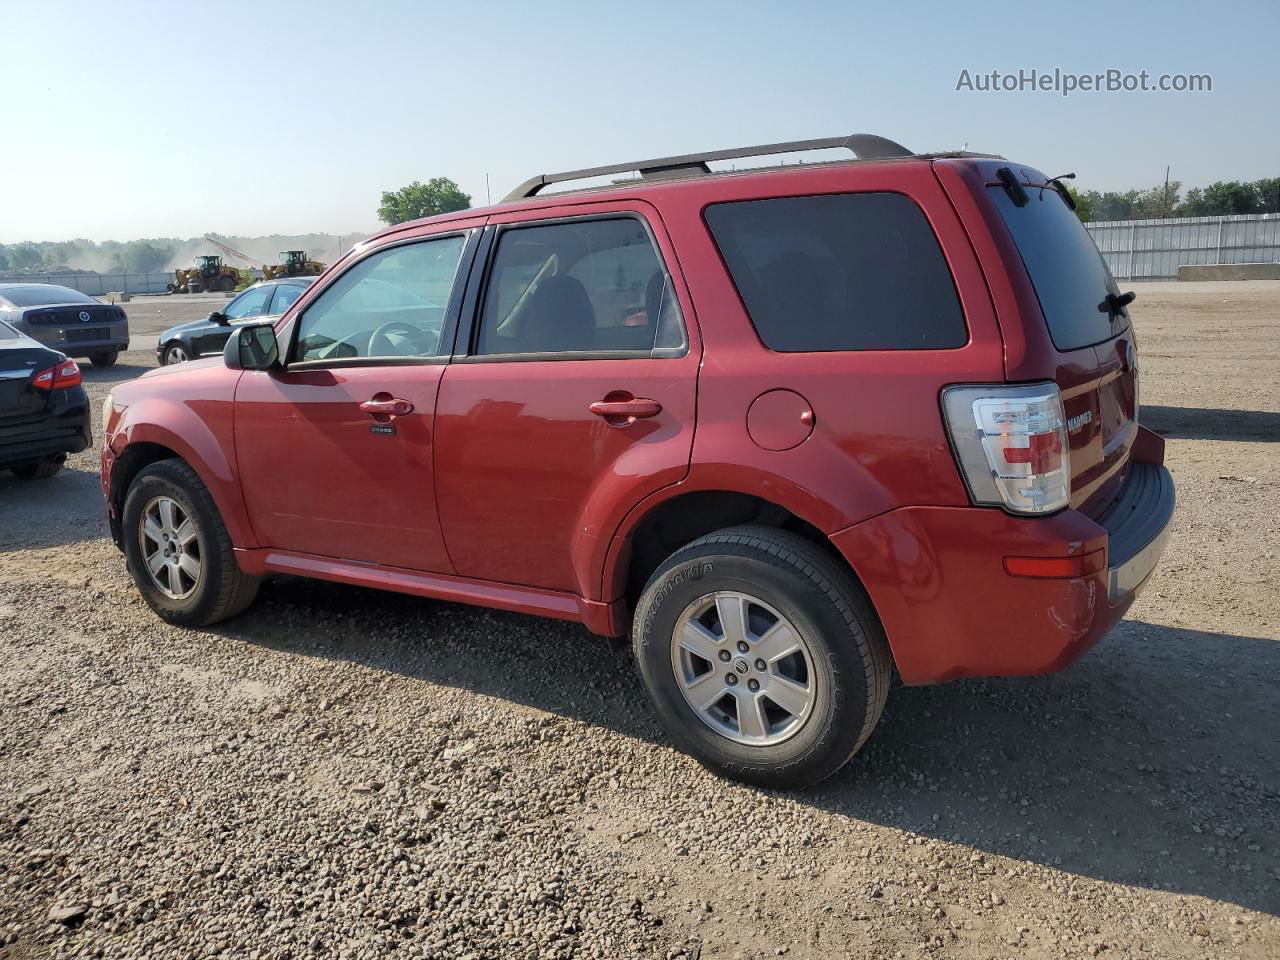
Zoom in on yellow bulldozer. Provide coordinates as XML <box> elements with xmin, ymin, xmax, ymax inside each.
<box><xmin>263</xmin><ymin>250</ymin><xmax>326</xmax><ymax>281</ymax></box>
<box><xmin>168</xmin><ymin>255</ymin><xmax>242</xmax><ymax>294</ymax></box>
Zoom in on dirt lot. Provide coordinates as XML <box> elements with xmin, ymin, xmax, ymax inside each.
<box><xmin>1</xmin><ymin>284</ymin><xmax>1277</xmax><ymax>959</ymax></box>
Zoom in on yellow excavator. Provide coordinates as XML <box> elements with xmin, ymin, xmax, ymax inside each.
<box><xmin>168</xmin><ymin>255</ymin><xmax>241</xmax><ymax>293</ymax></box>
<box><xmin>263</xmin><ymin>250</ymin><xmax>326</xmax><ymax>280</ymax></box>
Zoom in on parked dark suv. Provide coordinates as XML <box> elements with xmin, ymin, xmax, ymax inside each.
<box><xmin>101</xmin><ymin>135</ymin><xmax>1174</xmax><ymax>787</ymax></box>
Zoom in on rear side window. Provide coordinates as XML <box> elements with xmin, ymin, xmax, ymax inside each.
<box><xmin>989</xmin><ymin>184</ymin><xmax>1126</xmax><ymax>351</ymax></box>
<box><xmin>0</xmin><ymin>285</ymin><xmax>96</xmax><ymax>307</ymax></box>
<box><xmin>704</xmin><ymin>193</ymin><xmax>967</xmax><ymax>352</ymax></box>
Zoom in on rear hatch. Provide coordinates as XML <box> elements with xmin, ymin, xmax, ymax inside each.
<box><xmin>983</xmin><ymin>167</ymin><xmax>1138</xmax><ymax>517</ymax></box>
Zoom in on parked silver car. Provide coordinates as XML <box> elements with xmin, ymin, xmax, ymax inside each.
<box><xmin>0</xmin><ymin>283</ymin><xmax>129</xmax><ymax>367</ymax></box>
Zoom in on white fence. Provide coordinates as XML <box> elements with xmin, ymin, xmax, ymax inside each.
<box><xmin>1085</xmin><ymin>213</ymin><xmax>1280</xmax><ymax>281</ymax></box>
<box><xmin>0</xmin><ymin>271</ymin><xmax>176</xmax><ymax>295</ymax></box>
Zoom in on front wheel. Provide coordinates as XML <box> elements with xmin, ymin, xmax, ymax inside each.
<box><xmin>162</xmin><ymin>342</ymin><xmax>189</xmax><ymax>365</ymax></box>
<box><xmin>122</xmin><ymin>459</ymin><xmax>261</xmax><ymax>626</ymax></box>
<box><xmin>632</xmin><ymin>525</ymin><xmax>891</xmax><ymax>788</ymax></box>
<box><xmin>89</xmin><ymin>350</ymin><xmax>118</xmax><ymax>368</ymax></box>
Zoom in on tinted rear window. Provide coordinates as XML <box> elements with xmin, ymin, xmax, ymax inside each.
<box><xmin>0</xmin><ymin>284</ymin><xmax>97</xmax><ymax>307</ymax></box>
<box><xmin>989</xmin><ymin>185</ymin><xmax>1127</xmax><ymax>351</ymax></box>
<box><xmin>704</xmin><ymin>193</ymin><xmax>967</xmax><ymax>352</ymax></box>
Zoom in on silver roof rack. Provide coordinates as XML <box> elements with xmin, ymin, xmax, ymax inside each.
<box><xmin>502</xmin><ymin>133</ymin><xmax>914</xmax><ymax>202</ymax></box>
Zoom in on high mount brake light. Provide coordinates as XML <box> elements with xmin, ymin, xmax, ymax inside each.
<box><xmin>32</xmin><ymin>359</ymin><xmax>82</xmax><ymax>391</ymax></box>
<box><xmin>941</xmin><ymin>382</ymin><xmax>1071</xmax><ymax>515</ymax></box>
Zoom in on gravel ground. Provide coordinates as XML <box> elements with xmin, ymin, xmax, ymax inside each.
<box><xmin>1</xmin><ymin>285</ymin><xmax>1277</xmax><ymax>959</ymax></box>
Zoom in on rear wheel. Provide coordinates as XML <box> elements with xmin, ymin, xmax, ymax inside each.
<box><xmin>11</xmin><ymin>456</ymin><xmax>64</xmax><ymax>480</ymax></box>
<box><xmin>632</xmin><ymin>525</ymin><xmax>891</xmax><ymax>788</ymax></box>
<box><xmin>220</xmin><ymin>276</ymin><xmax>236</xmax><ymax>292</ymax></box>
<box><xmin>163</xmin><ymin>342</ymin><xmax>189</xmax><ymax>365</ymax></box>
<box><xmin>122</xmin><ymin>459</ymin><xmax>260</xmax><ymax>626</ymax></box>
<box><xmin>89</xmin><ymin>350</ymin><xmax>118</xmax><ymax>368</ymax></box>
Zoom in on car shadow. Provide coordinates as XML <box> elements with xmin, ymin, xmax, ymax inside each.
<box><xmin>1142</xmin><ymin>404</ymin><xmax>1280</xmax><ymax>442</ymax></box>
<box><xmin>222</xmin><ymin>579</ymin><xmax>1280</xmax><ymax>916</ymax></box>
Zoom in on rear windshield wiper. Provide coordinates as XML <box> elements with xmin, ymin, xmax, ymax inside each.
<box><xmin>1099</xmin><ymin>290</ymin><xmax>1136</xmax><ymax>320</ymax></box>
<box><xmin>1044</xmin><ymin>172</ymin><xmax>1076</xmax><ymax>209</ymax></box>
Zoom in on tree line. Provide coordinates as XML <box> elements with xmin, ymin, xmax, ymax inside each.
<box><xmin>0</xmin><ymin>239</ymin><xmax>174</xmax><ymax>275</ymax></box>
<box><xmin>0</xmin><ymin>176</ymin><xmax>477</xmax><ymax>274</ymax></box>
<box><xmin>1070</xmin><ymin>176</ymin><xmax>1280</xmax><ymax>222</ymax></box>
<box><xmin>0</xmin><ymin>232</ymin><xmax>355</xmax><ymax>276</ymax></box>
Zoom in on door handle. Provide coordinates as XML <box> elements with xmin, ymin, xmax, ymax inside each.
<box><xmin>589</xmin><ymin>397</ymin><xmax>662</xmax><ymax>425</ymax></box>
<box><xmin>360</xmin><ymin>397</ymin><xmax>414</xmax><ymax>418</ymax></box>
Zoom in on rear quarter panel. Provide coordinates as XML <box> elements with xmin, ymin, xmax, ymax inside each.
<box><xmin>644</xmin><ymin>161</ymin><xmax>1006</xmax><ymax>533</ymax></box>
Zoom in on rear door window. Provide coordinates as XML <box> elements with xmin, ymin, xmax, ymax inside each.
<box><xmin>704</xmin><ymin>193</ymin><xmax>967</xmax><ymax>352</ymax></box>
<box><xmin>988</xmin><ymin>184</ymin><xmax>1127</xmax><ymax>351</ymax></box>
<box><xmin>474</xmin><ymin>217</ymin><xmax>685</xmax><ymax>357</ymax></box>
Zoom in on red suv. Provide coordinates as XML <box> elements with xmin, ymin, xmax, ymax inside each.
<box><xmin>102</xmin><ymin>135</ymin><xmax>1174</xmax><ymax>787</ymax></box>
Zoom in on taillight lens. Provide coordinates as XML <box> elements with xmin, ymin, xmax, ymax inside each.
<box><xmin>31</xmin><ymin>359</ymin><xmax>82</xmax><ymax>391</ymax></box>
<box><xmin>941</xmin><ymin>382</ymin><xmax>1070</xmax><ymax>515</ymax></box>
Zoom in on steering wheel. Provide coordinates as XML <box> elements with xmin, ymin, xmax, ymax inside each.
<box><xmin>368</xmin><ymin>321</ymin><xmax>421</xmax><ymax>357</ymax></box>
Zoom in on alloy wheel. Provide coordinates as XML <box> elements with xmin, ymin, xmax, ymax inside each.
<box><xmin>671</xmin><ymin>591</ymin><xmax>817</xmax><ymax>746</ymax></box>
<box><xmin>139</xmin><ymin>496</ymin><xmax>201</xmax><ymax>599</ymax></box>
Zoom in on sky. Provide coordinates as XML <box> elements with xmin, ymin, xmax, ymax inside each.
<box><xmin>2</xmin><ymin>0</ymin><xmax>1277</xmax><ymax>243</ymax></box>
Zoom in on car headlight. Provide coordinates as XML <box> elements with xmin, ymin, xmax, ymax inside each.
<box><xmin>102</xmin><ymin>391</ymin><xmax>115</xmax><ymax>430</ymax></box>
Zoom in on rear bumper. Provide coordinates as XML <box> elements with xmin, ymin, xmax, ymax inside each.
<box><xmin>0</xmin><ymin>394</ymin><xmax>92</xmax><ymax>467</ymax></box>
<box><xmin>833</xmin><ymin>439</ymin><xmax>1175</xmax><ymax>685</ymax></box>
<box><xmin>24</xmin><ymin>322</ymin><xmax>129</xmax><ymax>357</ymax></box>
<box><xmin>1099</xmin><ymin>458</ymin><xmax>1176</xmax><ymax>601</ymax></box>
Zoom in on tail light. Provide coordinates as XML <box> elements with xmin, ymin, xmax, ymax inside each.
<box><xmin>941</xmin><ymin>382</ymin><xmax>1070</xmax><ymax>515</ymax></box>
<box><xmin>32</xmin><ymin>359</ymin><xmax>82</xmax><ymax>391</ymax></box>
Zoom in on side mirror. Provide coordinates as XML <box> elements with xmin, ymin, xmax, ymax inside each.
<box><xmin>209</xmin><ymin>311</ymin><xmax>229</xmax><ymax>326</ymax></box>
<box><xmin>224</xmin><ymin>322</ymin><xmax>280</xmax><ymax>370</ymax></box>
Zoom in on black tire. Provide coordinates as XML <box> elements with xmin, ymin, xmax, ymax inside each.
<box><xmin>89</xmin><ymin>350</ymin><xmax>118</xmax><ymax>368</ymax></box>
<box><xmin>220</xmin><ymin>276</ymin><xmax>236</xmax><ymax>292</ymax></box>
<box><xmin>632</xmin><ymin>525</ymin><xmax>891</xmax><ymax>788</ymax></box>
<box><xmin>11</xmin><ymin>456</ymin><xmax>64</xmax><ymax>480</ymax></box>
<box><xmin>162</xmin><ymin>342</ymin><xmax>188</xmax><ymax>365</ymax></box>
<box><xmin>122</xmin><ymin>459</ymin><xmax>261</xmax><ymax>626</ymax></box>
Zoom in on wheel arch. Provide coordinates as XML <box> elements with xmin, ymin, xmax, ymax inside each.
<box><xmin>602</xmin><ymin>485</ymin><xmax>858</xmax><ymax>615</ymax></box>
<box><xmin>160</xmin><ymin>338</ymin><xmax>188</xmax><ymax>361</ymax></box>
<box><xmin>109</xmin><ymin>412</ymin><xmax>254</xmax><ymax>549</ymax></box>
